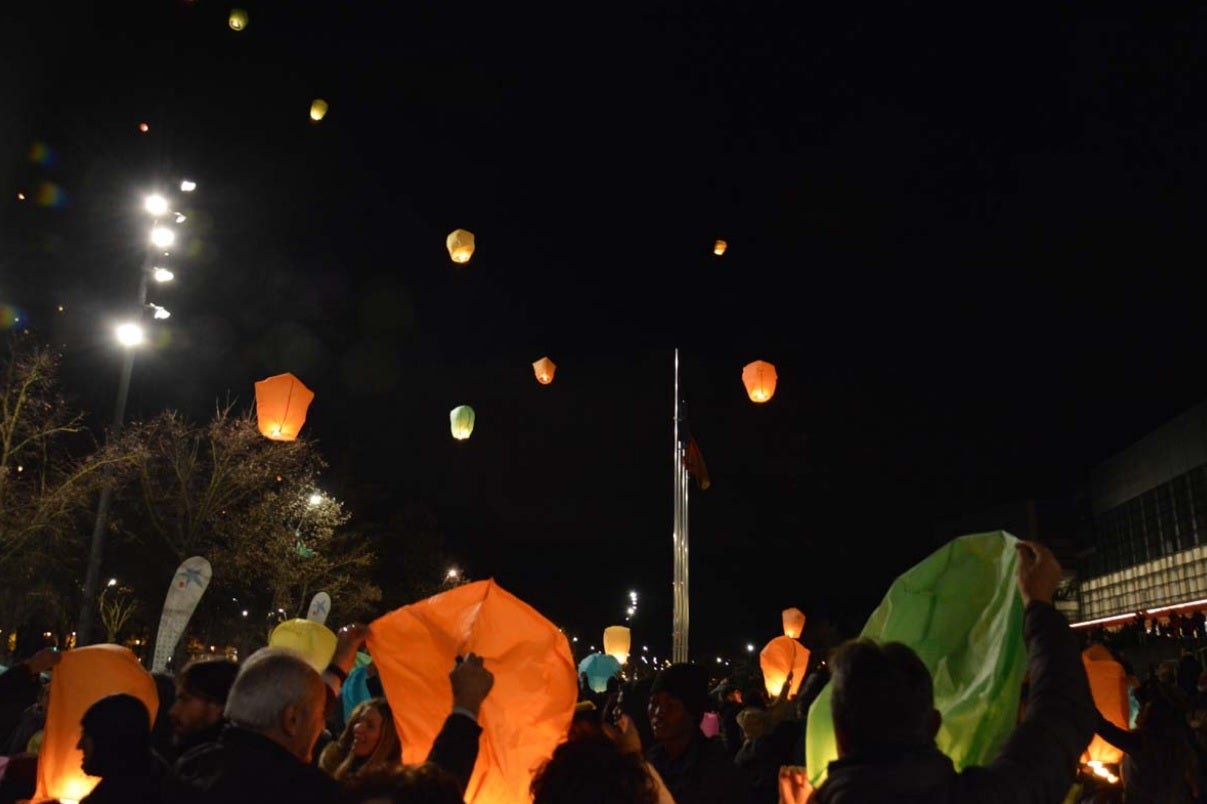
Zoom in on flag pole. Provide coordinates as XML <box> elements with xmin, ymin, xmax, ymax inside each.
<box><xmin>672</xmin><ymin>348</ymin><xmax>690</xmax><ymax>663</ymax></box>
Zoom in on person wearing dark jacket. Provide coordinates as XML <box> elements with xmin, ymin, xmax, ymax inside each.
<box><xmin>1094</xmin><ymin>686</ymin><xmax>1198</xmax><ymax>804</ymax></box>
<box><xmin>810</xmin><ymin>540</ymin><xmax>1097</xmax><ymax>804</ymax></box>
<box><xmin>78</xmin><ymin>693</ymin><xmax>169</xmax><ymax>804</ymax></box>
<box><xmin>0</xmin><ymin>646</ymin><xmax>58</xmax><ymax>746</ymax></box>
<box><xmin>169</xmin><ymin>658</ymin><xmax>239</xmax><ymax>757</ymax></box>
<box><xmin>645</xmin><ymin>662</ymin><xmax>747</xmax><ymax>804</ymax></box>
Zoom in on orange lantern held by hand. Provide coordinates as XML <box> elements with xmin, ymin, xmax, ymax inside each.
<box><xmin>742</xmin><ymin>360</ymin><xmax>777</xmax><ymax>403</ymax></box>
<box><xmin>783</xmin><ymin>608</ymin><xmax>806</xmax><ymax>639</ymax></box>
<box><xmin>1082</xmin><ymin>644</ymin><xmax>1129</xmax><ymax>765</ymax></box>
<box><xmin>532</xmin><ymin>357</ymin><xmax>557</xmax><ymax>385</ymax></box>
<box><xmin>255</xmin><ymin>373</ymin><xmax>315</xmax><ymax>441</ymax></box>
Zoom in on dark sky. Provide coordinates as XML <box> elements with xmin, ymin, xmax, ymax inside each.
<box><xmin>5</xmin><ymin>2</ymin><xmax>1207</xmax><ymax>659</ymax></box>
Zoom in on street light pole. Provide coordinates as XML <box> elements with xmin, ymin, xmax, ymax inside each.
<box><xmin>77</xmin><ymin>250</ymin><xmax>153</xmax><ymax>646</ymax></box>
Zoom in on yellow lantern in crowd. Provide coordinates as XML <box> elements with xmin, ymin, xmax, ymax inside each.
<box><xmin>255</xmin><ymin>373</ymin><xmax>315</xmax><ymax>441</ymax></box>
<box><xmin>533</xmin><ymin>357</ymin><xmax>557</xmax><ymax>385</ymax></box>
<box><xmin>447</xmin><ymin>229</ymin><xmax>475</xmax><ymax>264</ymax></box>
<box><xmin>714</xmin><ymin>239</ymin><xmax>728</xmax><ymax>256</ymax></box>
<box><xmin>742</xmin><ymin>360</ymin><xmax>777</xmax><ymax>403</ymax></box>
<box><xmin>603</xmin><ymin>625</ymin><xmax>631</xmax><ymax>664</ymax></box>
<box><xmin>761</xmin><ymin>635</ymin><xmax>809</xmax><ymax>699</ymax></box>
<box><xmin>228</xmin><ymin>9</ymin><xmax>248</xmax><ymax>30</ymax></box>
<box><xmin>270</xmin><ymin>619</ymin><xmax>337</xmax><ymax>673</ymax></box>
<box><xmin>310</xmin><ymin>99</ymin><xmax>329</xmax><ymax>122</ymax></box>
<box><xmin>783</xmin><ymin>607</ymin><xmax>806</xmax><ymax>639</ymax></box>
<box><xmin>450</xmin><ymin>405</ymin><xmax>476</xmax><ymax>440</ymax></box>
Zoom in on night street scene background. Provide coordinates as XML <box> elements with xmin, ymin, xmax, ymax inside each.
<box><xmin>5</xmin><ymin>1</ymin><xmax>1207</xmax><ymax>667</ymax></box>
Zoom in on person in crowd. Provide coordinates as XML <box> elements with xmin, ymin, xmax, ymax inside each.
<box><xmin>78</xmin><ymin>693</ymin><xmax>168</xmax><ymax>804</ymax></box>
<box><xmin>320</xmin><ymin>697</ymin><xmax>402</xmax><ymax>781</ymax></box>
<box><xmin>0</xmin><ymin>646</ymin><xmax>58</xmax><ymax>744</ymax></box>
<box><xmin>645</xmin><ymin>662</ymin><xmax>746</xmax><ymax>804</ymax></box>
<box><xmin>152</xmin><ymin>671</ymin><xmax>180</xmax><ymax>765</ymax></box>
<box><xmin>1095</xmin><ymin>683</ymin><xmax>1199</xmax><ymax>804</ymax></box>
<box><xmin>1180</xmin><ymin>648</ymin><xmax>1204</xmax><ymax>701</ymax></box>
<box><xmin>810</xmin><ymin>540</ymin><xmax>1096</xmax><ymax>803</ymax></box>
<box><xmin>569</xmin><ymin>700</ymin><xmax>605</xmax><ymax>743</ymax></box>
<box><xmin>734</xmin><ymin>676</ymin><xmax>800</xmax><ymax>804</ymax></box>
<box><xmin>714</xmin><ymin>679</ymin><xmax>745</xmax><ymax>759</ymax></box>
<box><xmin>340</xmin><ymin>762</ymin><xmax>465</xmax><ymax>804</ymax></box>
<box><xmin>169</xmin><ymin>658</ymin><xmax>239</xmax><ymax>756</ymax></box>
<box><xmin>4</xmin><ymin>679</ymin><xmax>47</xmax><ymax>755</ymax></box>
<box><xmin>533</xmin><ymin>735</ymin><xmax>667</xmax><ymax>804</ymax></box>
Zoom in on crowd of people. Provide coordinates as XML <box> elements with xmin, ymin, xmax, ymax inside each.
<box><xmin>0</xmin><ymin>540</ymin><xmax>1179</xmax><ymax>804</ymax></box>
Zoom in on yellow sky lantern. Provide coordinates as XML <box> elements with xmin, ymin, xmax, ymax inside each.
<box><xmin>603</xmin><ymin>625</ymin><xmax>631</xmax><ymax>664</ymax></box>
<box><xmin>714</xmin><ymin>239</ymin><xmax>727</xmax><ymax>256</ymax></box>
<box><xmin>532</xmin><ymin>356</ymin><xmax>556</xmax><ymax>385</ymax></box>
<box><xmin>450</xmin><ymin>405</ymin><xmax>476</xmax><ymax>440</ymax></box>
<box><xmin>782</xmin><ymin>607</ymin><xmax>806</xmax><ymax>639</ymax></box>
<box><xmin>447</xmin><ymin>229</ymin><xmax>475</xmax><ymax>264</ymax></box>
<box><xmin>310</xmin><ymin>99</ymin><xmax>329</xmax><ymax>122</ymax></box>
<box><xmin>742</xmin><ymin>359</ymin><xmax>777</xmax><ymax>403</ymax></box>
<box><xmin>270</xmin><ymin>619</ymin><xmax>337</xmax><ymax>673</ymax></box>
<box><xmin>228</xmin><ymin>9</ymin><xmax>248</xmax><ymax>30</ymax></box>
<box><xmin>254</xmin><ymin>373</ymin><xmax>315</xmax><ymax>441</ymax></box>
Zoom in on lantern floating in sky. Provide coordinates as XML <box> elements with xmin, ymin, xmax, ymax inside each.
<box><xmin>742</xmin><ymin>359</ymin><xmax>777</xmax><ymax>403</ymax></box>
<box><xmin>782</xmin><ymin>607</ymin><xmax>806</xmax><ymax>639</ymax></box>
<box><xmin>446</xmin><ymin>229</ymin><xmax>475</xmax><ymax>264</ymax></box>
<box><xmin>713</xmin><ymin>239</ymin><xmax>728</xmax><ymax>256</ymax></box>
<box><xmin>760</xmin><ymin>634</ymin><xmax>809</xmax><ymax>699</ymax></box>
<box><xmin>603</xmin><ymin>625</ymin><xmax>631</xmax><ymax>664</ymax></box>
<box><xmin>138</xmin><ymin>122</ymin><xmax>149</xmax><ymax>133</ymax></box>
<box><xmin>450</xmin><ymin>405</ymin><xmax>475</xmax><ymax>440</ymax></box>
<box><xmin>532</xmin><ymin>356</ymin><xmax>556</xmax><ymax>385</ymax></box>
<box><xmin>310</xmin><ymin>99</ymin><xmax>329</xmax><ymax>122</ymax></box>
<box><xmin>254</xmin><ymin>373</ymin><xmax>315</xmax><ymax>441</ymax></box>
<box><xmin>228</xmin><ymin>8</ymin><xmax>248</xmax><ymax>30</ymax></box>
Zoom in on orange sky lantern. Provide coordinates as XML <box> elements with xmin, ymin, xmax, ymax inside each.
<box><xmin>254</xmin><ymin>373</ymin><xmax>315</xmax><ymax>441</ymax></box>
<box><xmin>1082</xmin><ymin>644</ymin><xmax>1129</xmax><ymax>765</ymax></box>
<box><xmin>783</xmin><ymin>607</ymin><xmax>806</xmax><ymax>639</ymax></box>
<box><xmin>446</xmin><ymin>229</ymin><xmax>475</xmax><ymax>263</ymax></box>
<box><xmin>310</xmin><ymin>99</ymin><xmax>329</xmax><ymax>121</ymax></box>
<box><xmin>742</xmin><ymin>359</ymin><xmax>777</xmax><ymax>403</ymax></box>
<box><xmin>714</xmin><ymin>239</ymin><xmax>727</xmax><ymax>256</ymax></box>
<box><xmin>760</xmin><ymin>635</ymin><xmax>809</xmax><ymax>699</ymax></box>
<box><xmin>532</xmin><ymin>357</ymin><xmax>556</xmax><ymax>385</ymax></box>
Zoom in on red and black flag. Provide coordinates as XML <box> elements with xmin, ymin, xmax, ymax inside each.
<box><xmin>678</xmin><ymin>402</ymin><xmax>711</xmax><ymax>490</ymax></box>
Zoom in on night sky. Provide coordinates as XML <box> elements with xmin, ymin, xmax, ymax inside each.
<box><xmin>5</xmin><ymin>2</ymin><xmax>1207</xmax><ymax>660</ymax></box>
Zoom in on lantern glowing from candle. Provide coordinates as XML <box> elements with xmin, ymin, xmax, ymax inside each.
<box><xmin>254</xmin><ymin>373</ymin><xmax>315</xmax><ymax>441</ymax></box>
<box><xmin>1082</xmin><ymin>644</ymin><xmax>1129</xmax><ymax>765</ymax></box>
<box><xmin>782</xmin><ymin>607</ymin><xmax>806</xmax><ymax>639</ymax></box>
<box><xmin>532</xmin><ymin>356</ymin><xmax>557</xmax><ymax>385</ymax></box>
<box><xmin>228</xmin><ymin>8</ymin><xmax>248</xmax><ymax>30</ymax></box>
<box><xmin>310</xmin><ymin>99</ymin><xmax>329</xmax><ymax>122</ymax></box>
<box><xmin>713</xmin><ymin>239</ymin><xmax>727</xmax><ymax>256</ymax></box>
<box><xmin>760</xmin><ymin>635</ymin><xmax>809</xmax><ymax>699</ymax></box>
<box><xmin>450</xmin><ymin>405</ymin><xmax>476</xmax><ymax>440</ymax></box>
<box><xmin>446</xmin><ymin>229</ymin><xmax>475</xmax><ymax>264</ymax></box>
<box><xmin>270</xmin><ymin>618</ymin><xmax>338</xmax><ymax>673</ymax></box>
<box><xmin>742</xmin><ymin>360</ymin><xmax>777</xmax><ymax>403</ymax></box>
<box><xmin>34</xmin><ymin>645</ymin><xmax>159</xmax><ymax>804</ymax></box>
<box><xmin>603</xmin><ymin>625</ymin><xmax>631</xmax><ymax>663</ymax></box>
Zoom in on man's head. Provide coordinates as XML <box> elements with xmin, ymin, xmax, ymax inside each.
<box><xmin>223</xmin><ymin>647</ymin><xmax>328</xmax><ymax>763</ymax></box>
<box><xmin>531</xmin><ymin>737</ymin><xmax>659</xmax><ymax>804</ymax></box>
<box><xmin>78</xmin><ymin>694</ymin><xmax>151</xmax><ymax>777</ymax></box>
<box><xmin>829</xmin><ymin>639</ymin><xmax>940</xmax><ymax>756</ymax></box>
<box><xmin>647</xmin><ymin>663</ymin><xmax>709</xmax><ymax>745</ymax></box>
<box><xmin>170</xmin><ymin>658</ymin><xmax>239</xmax><ymax>745</ymax></box>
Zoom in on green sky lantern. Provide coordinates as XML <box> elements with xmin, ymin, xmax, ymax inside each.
<box><xmin>450</xmin><ymin>405</ymin><xmax>475</xmax><ymax>440</ymax></box>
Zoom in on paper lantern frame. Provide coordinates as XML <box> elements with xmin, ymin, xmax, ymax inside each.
<box><xmin>742</xmin><ymin>360</ymin><xmax>777</xmax><ymax>403</ymax></box>
<box><xmin>533</xmin><ymin>357</ymin><xmax>557</xmax><ymax>385</ymax></box>
<box><xmin>254</xmin><ymin>373</ymin><xmax>315</xmax><ymax>441</ymax></box>
<box><xmin>447</xmin><ymin>229</ymin><xmax>475</xmax><ymax>264</ymax></box>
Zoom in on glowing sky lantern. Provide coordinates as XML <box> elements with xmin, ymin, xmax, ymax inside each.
<box><xmin>254</xmin><ymin>373</ymin><xmax>315</xmax><ymax>441</ymax></box>
<box><xmin>782</xmin><ymin>607</ymin><xmax>806</xmax><ymax>639</ymax></box>
<box><xmin>367</xmin><ymin>579</ymin><xmax>576</xmax><ymax>804</ymax></box>
<box><xmin>34</xmin><ymin>645</ymin><xmax>159</xmax><ymax>804</ymax></box>
<box><xmin>532</xmin><ymin>356</ymin><xmax>557</xmax><ymax>385</ymax></box>
<box><xmin>229</xmin><ymin>8</ymin><xmax>249</xmax><ymax>30</ymax></box>
<box><xmin>714</xmin><ymin>239</ymin><xmax>728</xmax><ymax>256</ymax></box>
<box><xmin>578</xmin><ymin>652</ymin><xmax>622</xmax><ymax>693</ymax></box>
<box><xmin>446</xmin><ymin>229</ymin><xmax>475</xmax><ymax>264</ymax></box>
<box><xmin>450</xmin><ymin>405</ymin><xmax>475</xmax><ymax>440</ymax></box>
<box><xmin>310</xmin><ymin>99</ymin><xmax>329</xmax><ymax>122</ymax></box>
<box><xmin>270</xmin><ymin>618</ymin><xmax>338</xmax><ymax>673</ymax></box>
<box><xmin>760</xmin><ymin>633</ymin><xmax>809</xmax><ymax>699</ymax></box>
<box><xmin>742</xmin><ymin>359</ymin><xmax>777</xmax><ymax>403</ymax></box>
<box><xmin>1082</xmin><ymin>644</ymin><xmax>1129</xmax><ymax>765</ymax></box>
<box><xmin>603</xmin><ymin>625</ymin><xmax>631</xmax><ymax>663</ymax></box>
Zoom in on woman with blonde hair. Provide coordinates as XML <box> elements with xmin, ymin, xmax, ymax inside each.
<box><xmin>320</xmin><ymin>697</ymin><xmax>402</xmax><ymax>781</ymax></box>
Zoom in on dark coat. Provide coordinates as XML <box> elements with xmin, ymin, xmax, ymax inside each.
<box><xmin>647</xmin><ymin>731</ymin><xmax>748</xmax><ymax>804</ymax></box>
<box><xmin>82</xmin><ymin>751</ymin><xmax>169</xmax><ymax>804</ymax></box>
<box><xmin>0</xmin><ymin>662</ymin><xmax>41</xmax><ymax>747</ymax></box>
<box><xmin>813</xmin><ymin>601</ymin><xmax>1096</xmax><ymax>804</ymax></box>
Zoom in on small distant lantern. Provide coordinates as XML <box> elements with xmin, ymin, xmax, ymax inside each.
<box><xmin>446</xmin><ymin>229</ymin><xmax>475</xmax><ymax>264</ymax></box>
<box><xmin>603</xmin><ymin>625</ymin><xmax>631</xmax><ymax>664</ymax></box>
<box><xmin>228</xmin><ymin>9</ymin><xmax>248</xmax><ymax>30</ymax></box>
<box><xmin>760</xmin><ymin>635</ymin><xmax>809</xmax><ymax>699</ymax></box>
<box><xmin>533</xmin><ymin>357</ymin><xmax>557</xmax><ymax>385</ymax></box>
<box><xmin>782</xmin><ymin>608</ymin><xmax>806</xmax><ymax>639</ymax></box>
<box><xmin>450</xmin><ymin>405</ymin><xmax>476</xmax><ymax>440</ymax></box>
<box><xmin>310</xmin><ymin>99</ymin><xmax>329</xmax><ymax>122</ymax></box>
<box><xmin>254</xmin><ymin>373</ymin><xmax>315</xmax><ymax>441</ymax></box>
<box><xmin>713</xmin><ymin>239</ymin><xmax>727</xmax><ymax>256</ymax></box>
<box><xmin>138</xmin><ymin>122</ymin><xmax>149</xmax><ymax>133</ymax></box>
<box><xmin>742</xmin><ymin>360</ymin><xmax>777</xmax><ymax>403</ymax></box>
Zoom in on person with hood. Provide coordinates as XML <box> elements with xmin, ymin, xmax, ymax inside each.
<box><xmin>645</xmin><ymin>662</ymin><xmax>747</xmax><ymax>804</ymax></box>
<box><xmin>77</xmin><ymin>693</ymin><xmax>168</xmax><ymax>804</ymax></box>
<box><xmin>809</xmin><ymin>540</ymin><xmax>1096</xmax><ymax>804</ymax></box>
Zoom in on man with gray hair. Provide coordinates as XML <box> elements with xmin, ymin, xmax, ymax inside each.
<box><xmin>165</xmin><ymin>647</ymin><xmax>336</xmax><ymax>803</ymax></box>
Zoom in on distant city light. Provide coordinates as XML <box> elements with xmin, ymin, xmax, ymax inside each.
<box><xmin>180</xmin><ymin>180</ymin><xmax>197</xmax><ymax>192</ymax></box>
<box><xmin>144</xmin><ymin>195</ymin><xmax>169</xmax><ymax>217</ymax></box>
<box><xmin>150</xmin><ymin>226</ymin><xmax>175</xmax><ymax>248</ymax></box>
<box><xmin>308</xmin><ymin>493</ymin><xmax>323</xmax><ymax>506</ymax></box>
<box><xmin>747</xmin><ymin>643</ymin><xmax>755</xmax><ymax>653</ymax></box>
<box><xmin>447</xmin><ymin>567</ymin><xmax>459</xmax><ymax>579</ymax></box>
<box><xmin>107</xmin><ymin>578</ymin><xmax>117</xmax><ymax>587</ymax></box>
<box><xmin>150</xmin><ymin>304</ymin><xmax>171</xmax><ymax>320</ymax></box>
<box><xmin>115</xmin><ymin>322</ymin><xmax>145</xmax><ymax>347</ymax></box>
<box><xmin>152</xmin><ymin>267</ymin><xmax>174</xmax><ymax>283</ymax></box>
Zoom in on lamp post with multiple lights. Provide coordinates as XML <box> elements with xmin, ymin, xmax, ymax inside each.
<box><xmin>77</xmin><ymin>183</ymin><xmax>195</xmax><ymax>646</ymax></box>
